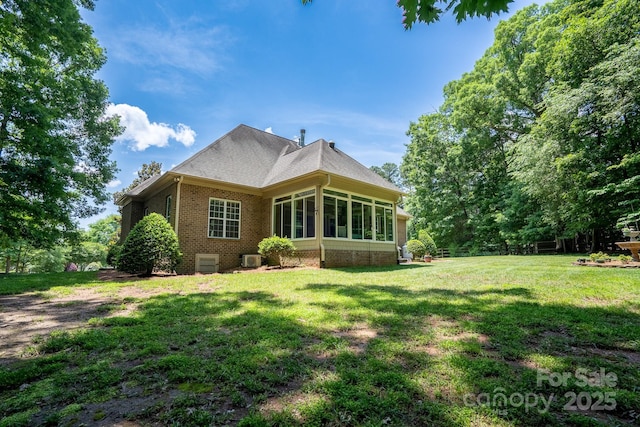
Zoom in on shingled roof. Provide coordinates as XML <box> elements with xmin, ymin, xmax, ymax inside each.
<box><xmin>125</xmin><ymin>124</ymin><xmax>402</xmax><ymax>198</ymax></box>
<box><xmin>170</xmin><ymin>124</ymin><xmax>300</xmax><ymax>188</ymax></box>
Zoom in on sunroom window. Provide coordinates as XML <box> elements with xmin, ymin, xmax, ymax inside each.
<box><xmin>274</xmin><ymin>190</ymin><xmax>315</xmax><ymax>239</ymax></box>
<box><xmin>323</xmin><ymin>190</ymin><xmax>394</xmax><ymax>242</ymax></box>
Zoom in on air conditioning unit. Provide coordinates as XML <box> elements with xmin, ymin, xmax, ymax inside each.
<box><xmin>242</xmin><ymin>254</ymin><xmax>262</xmax><ymax>268</ymax></box>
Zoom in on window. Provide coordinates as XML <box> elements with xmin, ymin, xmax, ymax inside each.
<box><xmin>351</xmin><ymin>201</ymin><xmax>373</xmax><ymax>240</ymax></box>
<box><xmin>208</xmin><ymin>198</ymin><xmax>240</xmax><ymax>239</ymax></box>
<box><xmin>323</xmin><ymin>189</ymin><xmax>394</xmax><ymax>242</ymax></box>
<box><xmin>323</xmin><ymin>195</ymin><xmax>347</xmax><ymax>238</ymax></box>
<box><xmin>375</xmin><ymin>204</ymin><xmax>394</xmax><ymax>242</ymax></box>
<box><xmin>274</xmin><ymin>190</ymin><xmax>315</xmax><ymax>239</ymax></box>
<box><xmin>165</xmin><ymin>195</ymin><xmax>172</xmax><ymax>222</ymax></box>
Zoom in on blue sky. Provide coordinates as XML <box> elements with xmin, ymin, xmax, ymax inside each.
<box><xmin>80</xmin><ymin>0</ymin><xmax>538</xmax><ymax>228</ymax></box>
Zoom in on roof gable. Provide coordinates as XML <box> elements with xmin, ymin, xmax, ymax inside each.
<box><xmin>263</xmin><ymin>139</ymin><xmax>401</xmax><ymax>192</ymax></box>
<box><xmin>122</xmin><ymin>124</ymin><xmax>403</xmax><ymax>201</ymax></box>
<box><xmin>171</xmin><ymin>124</ymin><xmax>299</xmax><ymax>188</ymax></box>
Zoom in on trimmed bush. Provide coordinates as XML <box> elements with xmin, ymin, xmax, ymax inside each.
<box><xmin>117</xmin><ymin>213</ymin><xmax>182</xmax><ymax>275</ymax></box>
<box><xmin>406</xmin><ymin>239</ymin><xmax>426</xmax><ymax>259</ymax></box>
<box><xmin>258</xmin><ymin>236</ymin><xmax>295</xmax><ymax>268</ymax></box>
<box><xmin>106</xmin><ymin>243</ymin><xmax>121</xmax><ymax>267</ymax></box>
<box><xmin>418</xmin><ymin>230</ymin><xmax>437</xmax><ymax>255</ymax></box>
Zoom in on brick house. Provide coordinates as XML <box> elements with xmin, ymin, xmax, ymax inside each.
<box><xmin>118</xmin><ymin>124</ymin><xmax>409</xmax><ymax>273</ymax></box>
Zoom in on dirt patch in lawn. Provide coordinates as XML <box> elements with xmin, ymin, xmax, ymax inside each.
<box><xmin>0</xmin><ymin>290</ymin><xmax>119</xmax><ymax>364</ymax></box>
<box><xmin>1</xmin><ymin>271</ymin><xmax>186</xmax><ymax>364</ymax></box>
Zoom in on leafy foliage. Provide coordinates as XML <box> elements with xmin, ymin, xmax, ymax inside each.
<box><xmin>85</xmin><ymin>214</ymin><xmax>121</xmax><ymax>246</ymax></box>
<box><xmin>417</xmin><ymin>230</ymin><xmax>437</xmax><ymax>255</ymax></box>
<box><xmin>29</xmin><ymin>246</ymin><xmax>70</xmax><ymax>273</ymax></box>
<box><xmin>117</xmin><ymin>213</ymin><xmax>182</xmax><ymax>275</ymax></box>
<box><xmin>369</xmin><ymin>163</ymin><xmax>404</xmax><ymax>189</ymax></box>
<box><xmin>113</xmin><ymin>161</ymin><xmax>162</xmax><ymax>207</ymax></box>
<box><xmin>106</xmin><ymin>243</ymin><xmax>122</xmax><ymax>267</ymax></box>
<box><xmin>406</xmin><ymin>239</ymin><xmax>426</xmax><ymax>258</ymax></box>
<box><xmin>301</xmin><ymin>0</ymin><xmax>513</xmax><ymax>28</ymax></box>
<box><xmin>257</xmin><ymin>236</ymin><xmax>295</xmax><ymax>267</ymax></box>
<box><xmin>69</xmin><ymin>241</ymin><xmax>107</xmax><ymax>271</ymax></box>
<box><xmin>403</xmin><ymin>0</ymin><xmax>640</xmax><ymax>252</ymax></box>
<box><xmin>0</xmin><ymin>0</ymin><xmax>120</xmax><ymax>248</ymax></box>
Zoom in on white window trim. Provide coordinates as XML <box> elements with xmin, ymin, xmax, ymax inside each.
<box><xmin>208</xmin><ymin>197</ymin><xmax>241</xmax><ymax>240</ymax></box>
<box><xmin>272</xmin><ymin>188</ymin><xmax>317</xmax><ymax>240</ymax></box>
<box><xmin>322</xmin><ymin>188</ymin><xmax>395</xmax><ymax>243</ymax></box>
<box><xmin>165</xmin><ymin>195</ymin><xmax>172</xmax><ymax>222</ymax></box>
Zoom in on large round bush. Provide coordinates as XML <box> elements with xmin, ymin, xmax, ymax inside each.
<box><xmin>406</xmin><ymin>239</ymin><xmax>426</xmax><ymax>259</ymax></box>
<box><xmin>418</xmin><ymin>230</ymin><xmax>437</xmax><ymax>255</ymax></box>
<box><xmin>117</xmin><ymin>213</ymin><xmax>182</xmax><ymax>275</ymax></box>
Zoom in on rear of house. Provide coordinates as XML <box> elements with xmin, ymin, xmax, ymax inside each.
<box><xmin>118</xmin><ymin>125</ymin><xmax>407</xmax><ymax>274</ymax></box>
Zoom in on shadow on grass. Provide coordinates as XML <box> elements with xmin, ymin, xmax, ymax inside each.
<box><xmin>0</xmin><ymin>271</ymin><xmax>103</xmax><ymax>295</ymax></box>
<box><xmin>1</xmin><ymin>282</ymin><xmax>639</xmax><ymax>426</ymax></box>
<box><xmin>329</xmin><ymin>263</ymin><xmax>429</xmax><ymax>273</ymax></box>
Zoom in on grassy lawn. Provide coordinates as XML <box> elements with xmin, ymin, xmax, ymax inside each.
<box><xmin>1</xmin><ymin>256</ymin><xmax>639</xmax><ymax>426</ymax></box>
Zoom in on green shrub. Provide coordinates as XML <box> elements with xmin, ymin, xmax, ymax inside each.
<box><xmin>117</xmin><ymin>213</ymin><xmax>182</xmax><ymax>275</ymax></box>
<box><xmin>106</xmin><ymin>243</ymin><xmax>121</xmax><ymax>267</ymax></box>
<box><xmin>589</xmin><ymin>251</ymin><xmax>610</xmax><ymax>262</ymax></box>
<box><xmin>417</xmin><ymin>229</ymin><xmax>437</xmax><ymax>255</ymax></box>
<box><xmin>618</xmin><ymin>254</ymin><xmax>632</xmax><ymax>263</ymax></box>
<box><xmin>258</xmin><ymin>236</ymin><xmax>295</xmax><ymax>267</ymax></box>
<box><xmin>406</xmin><ymin>239</ymin><xmax>426</xmax><ymax>259</ymax></box>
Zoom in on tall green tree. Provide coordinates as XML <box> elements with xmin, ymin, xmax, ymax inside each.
<box><xmin>370</xmin><ymin>163</ymin><xmax>404</xmax><ymax>189</ymax></box>
<box><xmin>402</xmin><ymin>112</ymin><xmax>475</xmax><ymax>247</ymax></box>
<box><xmin>69</xmin><ymin>241</ymin><xmax>107</xmax><ymax>271</ymax></box>
<box><xmin>85</xmin><ymin>214</ymin><xmax>121</xmax><ymax>246</ymax></box>
<box><xmin>404</xmin><ymin>0</ymin><xmax>639</xmax><ymax>251</ymax></box>
<box><xmin>0</xmin><ymin>0</ymin><xmax>120</xmax><ymax>248</ymax></box>
<box><xmin>513</xmin><ymin>0</ymin><xmax>640</xmax><ymax>246</ymax></box>
<box><xmin>113</xmin><ymin>161</ymin><xmax>162</xmax><ymax>207</ymax></box>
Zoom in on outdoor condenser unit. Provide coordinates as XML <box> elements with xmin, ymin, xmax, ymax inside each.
<box><xmin>242</xmin><ymin>254</ymin><xmax>262</xmax><ymax>268</ymax></box>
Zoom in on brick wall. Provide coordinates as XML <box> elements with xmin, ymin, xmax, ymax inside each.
<box><xmin>397</xmin><ymin>218</ymin><xmax>408</xmax><ymax>248</ymax></box>
<box><xmin>283</xmin><ymin>250</ymin><xmax>321</xmax><ymax>268</ymax></box>
<box><xmin>176</xmin><ymin>184</ymin><xmax>265</xmax><ymax>274</ymax></box>
<box><xmin>323</xmin><ymin>249</ymin><xmax>397</xmax><ymax>268</ymax></box>
<box><xmin>121</xmin><ymin>183</ymin><xmax>403</xmax><ymax>273</ymax></box>
<box><xmin>144</xmin><ymin>184</ymin><xmax>177</xmax><ymax>228</ymax></box>
<box><xmin>120</xmin><ymin>201</ymin><xmax>144</xmax><ymax>244</ymax></box>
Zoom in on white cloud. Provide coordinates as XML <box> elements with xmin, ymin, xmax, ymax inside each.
<box><xmin>106</xmin><ymin>179</ymin><xmax>122</xmax><ymax>188</ymax></box>
<box><xmin>107</xmin><ymin>103</ymin><xmax>196</xmax><ymax>151</ymax></box>
<box><xmin>109</xmin><ymin>22</ymin><xmax>231</xmax><ymax>76</ymax></box>
<box><xmin>264</xmin><ymin>127</ymin><xmax>273</xmax><ymax>134</ymax></box>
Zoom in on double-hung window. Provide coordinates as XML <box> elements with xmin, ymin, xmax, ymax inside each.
<box><xmin>208</xmin><ymin>198</ymin><xmax>240</xmax><ymax>239</ymax></box>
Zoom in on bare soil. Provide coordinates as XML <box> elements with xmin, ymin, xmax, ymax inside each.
<box><xmin>0</xmin><ymin>268</ymin><xmax>314</xmax><ymax>363</ymax></box>
<box><xmin>0</xmin><ymin>268</ymin><xmax>316</xmax><ymax>426</ymax></box>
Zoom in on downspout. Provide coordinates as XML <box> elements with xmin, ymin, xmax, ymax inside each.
<box><xmin>319</xmin><ymin>173</ymin><xmax>331</xmax><ymax>267</ymax></box>
<box><xmin>174</xmin><ymin>176</ymin><xmax>183</xmax><ymax>235</ymax></box>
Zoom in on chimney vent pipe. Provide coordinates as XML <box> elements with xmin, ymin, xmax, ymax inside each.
<box><xmin>299</xmin><ymin>129</ymin><xmax>306</xmax><ymax>147</ymax></box>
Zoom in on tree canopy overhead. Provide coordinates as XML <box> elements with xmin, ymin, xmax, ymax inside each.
<box><xmin>301</xmin><ymin>0</ymin><xmax>513</xmax><ymax>28</ymax></box>
<box><xmin>0</xmin><ymin>0</ymin><xmax>120</xmax><ymax>248</ymax></box>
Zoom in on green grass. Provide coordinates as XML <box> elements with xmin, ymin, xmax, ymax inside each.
<box><xmin>1</xmin><ymin>256</ymin><xmax>639</xmax><ymax>426</ymax></box>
